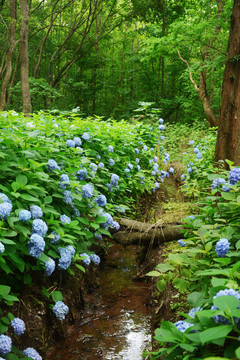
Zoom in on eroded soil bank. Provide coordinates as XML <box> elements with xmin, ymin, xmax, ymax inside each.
<box><xmin>46</xmin><ymin>241</ymin><xmax>152</xmax><ymax>360</ymax></box>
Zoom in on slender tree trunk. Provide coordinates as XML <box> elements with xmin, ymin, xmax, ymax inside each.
<box><xmin>0</xmin><ymin>0</ymin><xmax>17</xmax><ymax>110</ymax></box>
<box><xmin>214</xmin><ymin>0</ymin><xmax>240</xmax><ymax>166</ymax></box>
<box><xmin>19</xmin><ymin>0</ymin><xmax>32</xmax><ymax>114</ymax></box>
<box><xmin>6</xmin><ymin>52</ymin><xmax>19</xmax><ymax>107</ymax></box>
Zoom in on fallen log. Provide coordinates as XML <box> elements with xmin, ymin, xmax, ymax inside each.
<box><xmin>113</xmin><ymin>224</ymin><xmax>184</xmax><ymax>247</ymax></box>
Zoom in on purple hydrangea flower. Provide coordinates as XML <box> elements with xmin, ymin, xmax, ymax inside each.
<box><xmin>19</xmin><ymin>209</ymin><xmax>31</xmax><ymax>222</ymax></box>
<box><xmin>30</xmin><ymin>205</ymin><xmax>43</xmax><ymax>219</ymax></box>
<box><xmin>52</xmin><ymin>301</ymin><xmax>69</xmax><ymax>320</ymax></box>
<box><xmin>23</xmin><ymin>348</ymin><xmax>42</xmax><ymax>360</ymax></box>
<box><xmin>44</xmin><ymin>257</ymin><xmax>55</xmax><ymax>276</ymax></box>
<box><xmin>0</xmin><ymin>335</ymin><xmax>12</xmax><ymax>355</ymax></box>
<box><xmin>229</xmin><ymin>168</ymin><xmax>240</xmax><ymax>185</ymax></box>
<box><xmin>82</xmin><ymin>184</ymin><xmax>94</xmax><ymax>199</ymax></box>
<box><xmin>215</xmin><ymin>238</ymin><xmax>230</xmax><ymax>257</ymax></box>
<box><xmin>32</xmin><ymin>219</ymin><xmax>48</xmax><ymax>237</ymax></box>
<box><xmin>11</xmin><ymin>318</ymin><xmax>25</xmax><ymax>335</ymax></box>
<box><xmin>28</xmin><ymin>233</ymin><xmax>45</xmax><ymax>258</ymax></box>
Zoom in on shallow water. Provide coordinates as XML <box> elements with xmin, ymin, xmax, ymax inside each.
<box><xmin>47</xmin><ymin>243</ymin><xmax>152</xmax><ymax>359</ymax></box>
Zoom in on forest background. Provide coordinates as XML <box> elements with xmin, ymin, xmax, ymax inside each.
<box><xmin>0</xmin><ymin>0</ymin><xmax>233</xmax><ymax>123</ymax></box>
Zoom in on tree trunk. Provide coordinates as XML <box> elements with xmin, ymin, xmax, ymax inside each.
<box><xmin>214</xmin><ymin>0</ymin><xmax>240</xmax><ymax>166</ymax></box>
<box><xmin>0</xmin><ymin>0</ymin><xmax>17</xmax><ymax>110</ymax></box>
<box><xmin>19</xmin><ymin>0</ymin><xmax>32</xmax><ymax>114</ymax></box>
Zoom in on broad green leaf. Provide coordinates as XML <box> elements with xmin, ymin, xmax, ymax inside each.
<box><xmin>51</xmin><ymin>290</ymin><xmax>63</xmax><ymax>302</ymax></box>
<box><xmin>21</xmin><ymin>193</ymin><xmax>39</xmax><ymax>202</ymax></box>
<box><xmin>16</xmin><ymin>174</ymin><xmax>28</xmax><ymax>186</ymax></box>
<box><xmin>146</xmin><ymin>271</ymin><xmax>161</xmax><ymax>277</ymax></box>
<box><xmin>157</xmin><ymin>279</ymin><xmax>166</xmax><ymax>292</ymax></box>
<box><xmin>173</xmin><ymin>278</ymin><xmax>189</xmax><ymax>292</ymax></box>
<box><xmin>213</xmin><ymin>295</ymin><xmax>239</xmax><ymax>312</ymax></box>
<box><xmin>156</xmin><ymin>263</ymin><xmax>174</xmax><ymax>273</ymax></box>
<box><xmin>199</xmin><ymin>325</ymin><xmax>233</xmax><ymax>345</ymax></box>
<box><xmin>0</xmin><ymin>285</ymin><xmax>11</xmax><ymax>295</ymax></box>
<box><xmin>188</xmin><ymin>292</ymin><xmax>205</xmax><ymax>308</ymax></box>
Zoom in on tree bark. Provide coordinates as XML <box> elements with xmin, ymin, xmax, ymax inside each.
<box><xmin>0</xmin><ymin>0</ymin><xmax>17</xmax><ymax>110</ymax></box>
<box><xmin>214</xmin><ymin>0</ymin><xmax>240</xmax><ymax>166</ymax></box>
<box><xmin>19</xmin><ymin>0</ymin><xmax>32</xmax><ymax>114</ymax></box>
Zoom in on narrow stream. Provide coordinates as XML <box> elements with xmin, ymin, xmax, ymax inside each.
<box><xmin>47</xmin><ymin>242</ymin><xmax>152</xmax><ymax>359</ymax></box>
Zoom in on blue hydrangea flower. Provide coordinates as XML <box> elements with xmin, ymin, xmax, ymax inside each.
<box><xmin>160</xmin><ymin>136</ymin><xmax>165</xmax><ymax>140</ymax></box>
<box><xmin>212</xmin><ymin>177</ymin><xmax>226</xmax><ymax>189</ymax></box>
<box><xmin>181</xmin><ymin>174</ymin><xmax>186</xmax><ymax>180</ymax></box>
<box><xmin>94</xmin><ymin>233</ymin><xmax>102</xmax><ymax>241</ymax></box>
<box><xmin>169</xmin><ymin>167</ymin><xmax>174</xmax><ymax>174</ymax></box>
<box><xmin>106</xmin><ymin>183</ymin><xmax>113</xmax><ymax>192</ymax></box>
<box><xmin>194</xmin><ymin>147</ymin><xmax>199</xmax><ymax>154</ymax></box>
<box><xmin>135</xmin><ymin>158</ymin><xmax>139</xmax><ymax>164</ymax></box>
<box><xmin>151</xmin><ymin>171</ymin><xmax>156</xmax><ymax>176</ymax></box>
<box><xmin>98</xmin><ymin>162</ymin><xmax>104</xmax><ymax>169</ymax></box>
<box><xmin>46</xmin><ymin>159</ymin><xmax>61</xmax><ymax>172</ymax></box>
<box><xmin>155</xmin><ymin>182</ymin><xmax>160</xmax><ymax>189</ymax></box>
<box><xmin>66</xmin><ymin>139</ymin><xmax>75</xmax><ymax>148</ymax></box>
<box><xmin>60</xmin><ymin>214</ymin><xmax>71</xmax><ymax>224</ymax></box>
<box><xmin>72</xmin><ymin>207</ymin><xmax>80</xmax><ymax>217</ymax></box>
<box><xmin>58</xmin><ymin>246</ymin><xmax>75</xmax><ymax>270</ymax></box>
<box><xmin>229</xmin><ymin>168</ymin><xmax>240</xmax><ymax>185</ymax></box>
<box><xmin>115</xmin><ymin>206</ymin><xmax>125</xmax><ymax>214</ymax></box>
<box><xmin>134</xmin><ymin>148</ymin><xmax>139</xmax><ymax>154</ymax></box>
<box><xmin>165</xmin><ymin>152</ymin><xmax>170</xmax><ymax>161</ymax></box>
<box><xmin>125</xmin><ymin>168</ymin><xmax>130</xmax><ymax>174</ymax></box>
<box><xmin>128</xmin><ymin>163</ymin><xmax>133</xmax><ymax>170</ymax></box>
<box><xmin>80</xmin><ymin>253</ymin><xmax>91</xmax><ymax>265</ymax></box>
<box><xmin>108</xmin><ymin>145</ymin><xmax>114</xmax><ymax>152</ymax></box>
<box><xmin>187</xmin><ymin>167</ymin><xmax>193</xmax><ymax>174</ymax></box>
<box><xmin>28</xmin><ymin>233</ymin><xmax>45</xmax><ymax>258</ymax></box>
<box><xmin>95</xmin><ymin>194</ymin><xmax>107</xmax><ymax>207</ymax></box>
<box><xmin>143</xmin><ymin>145</ymin><xmax>148</xmax><ymax>151</ymax></box>
<box><xmin>109</xmin><ymin>159</ymin><xmax>115</xmax><ymax>166</ymax></box>
<box><xmin>101</xmin><ymin>212</ymin><xmax>113</xmax><ymax>229</ymax></box>
<box><xmin>188</xmin><ymin>307</ymin><xmax>202</xmax><ymax>318</ymax></box>
<box><xmin>90</xmin><ymin>254</ymin><xmax>101</xmax><ymax>265</ymax></box>
<box><xmin>63</xmin><ymin>190</ymin><xmax>74</xmax><ymax>206</ymax></box>
<box><xmin>23</xmin><ymin>348</ymin><xmax>42</xmax><ymax>360</ymax></box>
<box><xmin>189</xmin><ymin>140</ymin><xmax>194</xmax><ymax>145</ymax></box>
<box><xmin>137</xmin><ymin>165</ymin><xmax>141</xmax><ymax>171</ymax></box>
<box><xmin>211</xmin><ymin>288</ymin><xmax>240</xmax><ymax>325</ymax></box>
<box><xmin>11</xmin><ymin>318</ymin><xmax>25</xmax><ymax>335</ymax></box>
<box><xmin>0</xmin><ymin>202</ymin><xmax>12</xmax><ymax>220</ymax></box>
<box><xmin>0</xmin><ymin>242</ymin><xmax>5</xmax><ymax>254</ymax></box>
<box><xmin>50</xmin><ymin>231</ymin><xmax>60</xmax><ymax>244</ymax></box>
<box><xmin>160</xmin><ymin>171</ymin><xmax>168</xmax><ymax>178</ymax></box>
<box><xmin>90</xmin><ymin>163</ymin><xmax>98</xmax><ymax>172</ymax></box>
<box><xmin>177</xmin><ymin>239</ymin><xmax>187</xmax><ymax>247</ymax></box>
<box><xmin>159</xmin><ymin>124</ymin><xmax>165</xmax><ymax>130</ymax></box>
<box><xmin>186</xmin><ymin>215</ymin><xmax>195</xmax><ymax>221</ymax></box>
<box><xmin>153</xmin><ymin>163</ymin><xmax>159</xmax><ymax>171</ymax></box>
<box><xmin>150</xmin><ymin>147</ymin><xmax>154</xmax><ymax>151</ymax></box>
<box><xmin>215</xmin><ymin>238</ymin><xmax>230</xmax><ymax>257</ymax></box>
<box><xmin>82</xmin><ymin>184</ymin><xmax>94</xmax><ymax>198</ymax></box>
<box><xmin>73</xmin><ymin>137</ymin><xmax>82</xmax><ymax>146</ymax></box>
<box><xmin>19</xmin><ymin>209</ymin><xmax>31</xmax><ymax>222</ymax></box>
<box><xmin>112</xmin><ymin>221</ymin><xmax>120</xmax><ymax>230</ymax></box>
<box><xmin>77</xmin><ymin>169</ymin><xmax>88</xmax><ymax>181</ymax></box>
<box><xmin>82</xmin><ymin>132</ymin><xmax>91</xmax><ymax>141</ymax></box>
<box><xmin>59</xmin><ymin>174</ymin><xmax>70</xmax><ymax>189</ymax></box>
<box><xmin>153</xmin><ymin>156</ymin><xmax>158</xmax><ymax>162</ymax></box>
<box><xmin>30</xmin><ymin>205</ymin><xmax>43</xmax><ymax>219</ymax></box>
<box><xmin>222</xmin><ymin>183</ymin><xmax>231</xmax><ymax>192</ymax></box>
<box><xmin>196</xmin><ymin>152</ymin><xmax>202</xmax><ymax>159</ymax></box>
<box><xmin>0</xmin><ymin>335</ymin><xmax>12</xmax><ymax>355</ymax></box>
<box><xmin>159</xmin><ymin>118</ymin><xmax>164</xmax><ymax>124</ymax></box>
<box><xmin>76</xmin><ymin>147</ymin><xmax>83</xmax><ymax>153</ymax></box>
<box><xmin>44</xmin><ymin>258</ymin><xmax>55</xmax><ymax>276</ymax></box>
<box><xmin>96</xmin><ymin>154</ymin><xmax>101</xmax><ymax>160</ymax></box>
<box><xmin>111</xmin><ymin>174</ymin><xmax>119</xmax><ymax>186</ymax></box>
<box><xmin>32</xmin><ymin>219</ymin><xmax>48</xmax><ymax>237</ymax></box>
<box><xmin>139</xmin><ymin>140</ymin><xmax>143</xmax><ymax>145</ymax></box>
<box><xmin>174</xmin><ymin>320</ymin><xmax>194</xmax><ymax>333</ymax></box>
<box><xmin>52</xmin><ymin>301</ymin><xmax>69</xmax><ymax>320</ymax></box>
<box><xmin>0</xmin><ymin>193</ymin><xmax>11</xmax><ymax>203</ymax></box>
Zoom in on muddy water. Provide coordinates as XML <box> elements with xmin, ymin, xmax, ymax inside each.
<box><xmin>47</xmin><ymin>243</ymin><xmax>152</xmax><ymax>360</ymax></box>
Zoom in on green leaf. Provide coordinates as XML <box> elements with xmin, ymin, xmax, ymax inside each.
<box><xmin>146</xmin><ymin>270</ymin><xmax>161</xmax><ymax>277</ymax></box>
<box><xmin>0</xmin><ymin>285</ymin><xmax>10</xmax><ymax>295</ymax></box>
<box><xmin>213</xmin><ymin>295</ymin><xmax>239</xmax><ymax>312</ymax></box>
<box><xmin>156</xmin><ymin>263</ymin><xmax>174</xmax><ymax>273</ymax></box>
<box><xmin>188</xmin><ymin>292</ymin><xmax>205</xmax><ymax>308</ymax></box>
<box><xmin>16</xmin><ymin>174</ymin><xmax>28</xmax><ymax>186</ymax></box>
<box><xmin>2</xmin><ymin>294</ymin><xmax>19</xmax><ymax>302</ymax></box>
<box><xmin>173</xmin><ymin>278</ymin><xmax>189</xmax><ymax>293</ymax></box>
<box><xmin>44</xmin><ymin>196</ymin><xmax>52</xmax><ymax>205</ymax></box>
<box><xmin>51</xmin><ymin>290</ymin><xmax>63</xmax><ymax>302</ymax></box>
<box><xmin>157</xmin><ymin>279</ymin><xmax>166</xmax><ymax>292</ymax></box>
<box><xmin>75</xmin><ymin>264</ymin><xmax>86</xmax><ymax>273</ymax></box>
<box><xmin>199</xmin><ymin>325</ymin><xmax>233</xmax><ymax>345</ymax></box>
<box><xmin>221</xmin><ymin>192</ymin><xmax>235</xmax><ymax>201</ymax></box>
<box><xmin>236</xmin><ymin>346</ymin><xmax>240</xmax><ymax>359</ymax></box>
<box><xmin>21</xmin><ymin>193</ymin><xmax>39</xmax><ymax>202</ymax></box>
<box><xmin>42</xmin><ymin>286</ymin><xmax>50</xmax><ymax>299</ymax></box>
<box><xmin>0</xmin><ymin>323</ymin><xmax>8</xmax><ymax>334</ymax></box>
